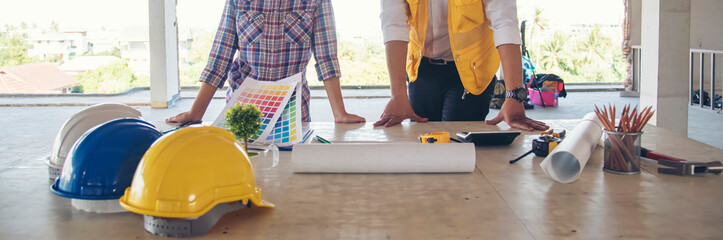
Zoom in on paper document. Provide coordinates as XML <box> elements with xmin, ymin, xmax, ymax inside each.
<box><xmin>292</xmin><ymin>143</ymin><xmax>476</xmax><ymax>173</ymax></box>
<box><xmin>540</xmin><ymin>112</ymin><xmax>603</xmax><ymax>183</ymax></box>
<box><xmin>212</xmin><ymin>72</ymin><xmax>305</xmax><ymax>147</ymax></box>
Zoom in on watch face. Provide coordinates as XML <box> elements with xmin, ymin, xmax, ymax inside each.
<box><xmin>516</xmin><ymin>88</ymin><xmax>528</xmax><ymax>99</ymax></box>
<box><xmin>506</xmin><ymin>88</ymin><xmax>528</xmax><ymax>102</ymax></box>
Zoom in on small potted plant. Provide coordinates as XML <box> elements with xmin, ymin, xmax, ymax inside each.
<box><xmin>225</xmin><ymin>104</ymin><xmax>262</xmax><ymax>156</ymax></box>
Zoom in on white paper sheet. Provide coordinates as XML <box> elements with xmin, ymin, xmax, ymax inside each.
<box><xmin>540</xmin><ymin>112</ymin><xmax>603</xmax><ymax>183</ymax></box>
<box><xmin>292</xmin><ymin>143</ymin><xmax>476</xmax><ymax>173</ymax></box>
<box><xmin>212</xmin><ymin>73</ymin><xmax>303</xmax><ymax>147</ymax></box>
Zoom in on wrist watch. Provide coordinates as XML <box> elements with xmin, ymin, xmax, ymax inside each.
<box><xmin>505</xmin><ymin>87</ymin><xmax>528</xmax><ymax>103</ymax></box>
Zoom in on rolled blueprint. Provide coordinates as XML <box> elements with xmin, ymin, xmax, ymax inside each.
<box><xmin>540</xmin><ymin>112</ymin><xmax>603</xmax><ymax>183</ymax></box>
<box><xmin>292</xmin><ymin>143</ymin><xmax>476</xmax><ymax>173</ymax></box>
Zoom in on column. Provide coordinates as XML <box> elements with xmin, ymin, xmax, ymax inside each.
<box><xmin>148</xmin><ymin>0</ymin><xmax>180</xmax><ymax>108</ymax></box>
<box><xmin>640</xmin><ymin>0</ymin><xmax>690</xmax><ymax>136</ymax></box>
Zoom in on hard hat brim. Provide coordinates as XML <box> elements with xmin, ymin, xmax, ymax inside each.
<box><xmin>50</xmin><ymin>179</ymin><xmax>125</xmax><ymax>200</ymax></box>
<box><xmin>120</xmin><ymin>190</ymin><xmax>274</xmax><ymax>219</ymax></box>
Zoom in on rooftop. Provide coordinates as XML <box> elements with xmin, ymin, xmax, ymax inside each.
<box><xmin>0</xmin><ymin>63</ymin><xmax>78</xmax><ymax>93</ymax></box>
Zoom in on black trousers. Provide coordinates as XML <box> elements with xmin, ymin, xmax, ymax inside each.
<box><xmin>409</xmin><ymin>57</ymin><xmax>495</xmax><ymax>121</ymax></box>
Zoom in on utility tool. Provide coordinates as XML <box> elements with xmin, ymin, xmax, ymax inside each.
<box><xmin>658</xmin><ymin>160</ymin><xmax>723</xmax><ymax>176</ymax></box>
<box><xmin>509</xmin><ymin>135</ymin><xmax>562</xmax><ymax>164</ymax></box>
<box><xmin>541</xmin><ymin>129</ymin><xmax>566</xmax><ymax>138</ymax></box>
<box><xmin>640</xmin><ymin>147</ymin><xmax>685</xmax><ymax>162</ymax></box>
<box><xmin>638</xmin><ymin>148</ymin><xmax>722</xmax><ymax>176</ymax></box>
<box><xmin>419</xmin><ymin>132</ymin><xmax>450</xmax><ymax>143</ymax></box>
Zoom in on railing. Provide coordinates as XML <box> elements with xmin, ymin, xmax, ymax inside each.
<box><xmin>631</xmin><ymin>46</ymin><xmax>721</xmax><ymax>112</ymax></box>
<box><xmin>690</xmin><ymin>49</ymin><xmax>722</xmax><ymax>111</ymax></box>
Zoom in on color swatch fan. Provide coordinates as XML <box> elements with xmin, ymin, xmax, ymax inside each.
<box><xmin>213</xmin><ymin>73</ymin><xmax>307</xmax><ymax>147</ymax></box>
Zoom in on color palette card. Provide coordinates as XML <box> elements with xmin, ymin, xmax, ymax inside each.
<box><xmin>263</xmin><ymin>81</ymin><xmax>303</xmax><ymax>146</ymax></box>
<box><xmin>212</xmin><ymin>72</ymin><xmax>304</xmax><ymax>147</ymax></box>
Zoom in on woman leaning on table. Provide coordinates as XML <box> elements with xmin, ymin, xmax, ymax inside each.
<box><xmin>374</xmin><ymin>0</ymin><xmax>549</xmax><ymax>131</ymax></box>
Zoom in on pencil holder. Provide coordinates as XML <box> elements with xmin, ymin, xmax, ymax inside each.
<box><xmin>603</xmin><ymin>130</ymin><xmax>642</xmax><ymax>174</ymax></box>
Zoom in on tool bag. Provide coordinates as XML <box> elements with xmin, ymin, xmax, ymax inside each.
<box><xmin>529</xmin><ymin>73</ymin><xmax>567</xmax><ymax>98</ymax></box>
<box><xmin>693</xmin><ymin>90</ymin><xmax>721</xmax><ymax>108</ymax></box>
<box><xmin>489</xmin><ymin>78</ymin><xmax>507</xmax><ymax>109</ymax></box>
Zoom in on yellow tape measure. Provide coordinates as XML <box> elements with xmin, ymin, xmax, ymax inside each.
<box><xmin>419</xmin><ymin>132</ymin><xmax>450</xmax><ymax>143</ymax></box>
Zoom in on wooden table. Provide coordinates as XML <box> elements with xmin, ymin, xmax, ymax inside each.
<box><xmin>1</xmin><ymin>121</ymin><xmax>722</xmax><ymax>239</ymax></box>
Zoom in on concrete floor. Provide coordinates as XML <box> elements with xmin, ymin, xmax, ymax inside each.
<box><xmin>0</xmin><ymin>90</ymin><xmax>720</xmax><ymax>171</ymax></box>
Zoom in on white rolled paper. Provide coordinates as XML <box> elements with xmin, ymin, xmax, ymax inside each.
<box><xmin>540</xmin><ymin>112</ymin><xmax>604</xmax><ymax>183</ymax></box>
<box><xmin>292</xmin><ymin>143</ymin><xmax>476</xmax><ymax>173</ymax></box>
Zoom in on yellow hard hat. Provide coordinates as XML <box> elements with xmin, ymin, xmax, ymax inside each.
<box><xmin>119</xmin><ymin>125</ymin><xmax>274</xmax><ymax>219</ymax></box>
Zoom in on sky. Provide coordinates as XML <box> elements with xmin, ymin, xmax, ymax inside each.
<box><xmin>0</xmin><ymin>0</ymin><xmax>622</xmax><ymax>32</ymax></box>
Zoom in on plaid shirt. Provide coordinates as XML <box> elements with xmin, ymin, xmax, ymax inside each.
<box><xmin>200</xmin><ymin>0</ymin><xmax>342</xmax><ymax>121</ymax></box>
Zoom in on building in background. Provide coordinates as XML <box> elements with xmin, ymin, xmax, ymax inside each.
<box><xmin>58</xmin><ymin>55</ymin><xmax>121</xmax><ymax>76</ymax></box>
<box><xmin>86</xmin><ymin>29</ymin><xmax>120</xmax><ymax>54</ymax></box>
<box><xmin>117</xmin><ymin>26</ymin><xmax>193</xmax><ymax>77</ymax></box>
<box><xmin>119</xmin><ymin>26</ymin><xmax>150</xmax><ymax>77</ymax></box>
<box><xmin>27</xmin><ymin>30</ymin><xmax>90</xmax><ymax>62</ymax></box>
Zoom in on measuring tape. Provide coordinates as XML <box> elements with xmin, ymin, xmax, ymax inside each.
<box><xmin>419</xmin><ymin>132</ymin><xmax>450</xmax><ymax>143</ymax></box>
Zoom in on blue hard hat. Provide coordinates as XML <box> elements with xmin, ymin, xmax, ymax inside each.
<box><xmin>51</xmin><ymin>118</ymin><xmax>162</xmax><ymax>200</ymax></box>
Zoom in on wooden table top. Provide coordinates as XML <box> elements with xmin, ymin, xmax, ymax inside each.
<box><xmin>1</xmin><ymin>121</ymin><xmax>721</xmax><ymax>239</ymax></box>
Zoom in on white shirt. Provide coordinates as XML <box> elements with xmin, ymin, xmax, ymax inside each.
<box><xmin>380</xmin><ymin>0</ymin><xmax>522</xmax><ymax>61</ymax></box>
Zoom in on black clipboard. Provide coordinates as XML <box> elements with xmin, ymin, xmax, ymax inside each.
<box><xmin>456</xmin><ymin>131</ymin><xmax>521</xmax><ymax>146</ymax></box>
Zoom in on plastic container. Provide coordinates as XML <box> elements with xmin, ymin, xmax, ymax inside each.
<box><xmin>603</xmin><ymin>130</ymin><xmax>642</xmax><ymax>174</ymax></box>
<box><xmin>528</xmin><ymin>88</ymin><xmax>558</xmax><ymax>106</ymax></box>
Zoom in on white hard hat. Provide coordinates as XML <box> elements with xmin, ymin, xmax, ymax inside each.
<box><xmin>46</xmin><ymin>103</ymin><xmax>141</xmax><ymax>180</ymax></box>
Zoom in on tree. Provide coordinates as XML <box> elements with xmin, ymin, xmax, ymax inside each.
<box><xmin>578</xmin><ymin>25</ymin><xmax>612</xmax><ymax>66</ymax></box>
<box><xmin>529</xmin><ymin>8</ymin><xmax>549</xmax><ymax>64</ymax></box>
<box><xmin>309</xmin><ymin>40</ymin><xmax>388</xmax><ymax>86</ymax></box>
<box><xmin>225</xmin><ymin>104</ymin><xmax>262</xmax><ymax>153</ymax></box>
<box><xmin>539</xmin><ymin>32</ymin><xmax>570</xmax><ymax>71</ymax></box>
<box><xmin>0</xmin><ymin>27</ymin><xmax>37</xmax><ymax>67</ymax></box>
<box><xmin>75</xmin><ymin>60</ymin><xmax>147</xmax><ymax>93</ymax></box>
<box><xmin>180</xmin><ymin>30</ymin><xmax>214</xmax><ymax>86</ymax></box>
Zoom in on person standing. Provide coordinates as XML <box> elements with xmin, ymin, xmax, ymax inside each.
<box><xmin>168</xmin><ymin>0</ymin><xmax>365</xmax><ymax>124</ymax></box>
<box><xmin>374</xmin><ymin>0</ymin><xmax>548</xmax><ymax>131</ymax></box>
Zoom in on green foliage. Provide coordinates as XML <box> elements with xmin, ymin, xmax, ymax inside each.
<box><xmin>538</xmin><ymin>32</ymin><xmax>569</xmax><ymax>71</ymax></box>
<box><xmin>530</xmin><ymin>24</ymin><xmax>624</xmax><ymax>83</ymax></box>
<box><xmin>180</xmin><ymin>61</ymin><xmax>205</xmax><ymax>86</ymax></box>
<box><xmin>70</xmin><ymin>85</ymin><xmax>83</xmax><ymax>93</ymax></box>
<box><xmin>75</xmin><ymin>60</ymin><xmax>147</xmax><ymax>93</ymax></box>
<box><xmin>307</xmin><ymin>40</ymin><xmax>389</xmax><ymax>86</ymax></box>
<box><xmin>0</xmin><ymin>27</ymin><xmax>37</xmax><ymax>67</ymax></box>
<box><xmin>224</xmin><ymin>104</ymin><xmax>262</xmax><ymax>151</ymax></box>
<box><xmin>179</xmin><ymin>30</ymin><xmax>214</xmax><ymax>86</ymax></box>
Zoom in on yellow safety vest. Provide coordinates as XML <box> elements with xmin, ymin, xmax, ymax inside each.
<box><xmin>406</xmin><ymin>0</ymin><xmax>500</xmax><ymax>95</ymax></box>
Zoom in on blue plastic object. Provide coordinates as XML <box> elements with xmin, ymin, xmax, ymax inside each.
<box><xmin>51</xmin><ymin>118</ymin><xmax>162</xmax><ymax>200</ymax></box>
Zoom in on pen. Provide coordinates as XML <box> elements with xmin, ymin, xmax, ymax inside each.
<box><xmin>315</xmin><ymin>135</ymin><xmax>332</xmax><ymax>144</ymax></box>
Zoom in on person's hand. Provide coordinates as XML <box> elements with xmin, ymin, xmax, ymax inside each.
<box><xmin>486</xmin><ymin>100</ymin><xmax>549</xmax><ymax>131</ymax></box>
<box><xmin>373</xmin><ymin>97</ymin><xmax>428</xmax><ymax>127</ymax></box>
<box><xmin>334</xmin><ymin>112</ymin><xmax>366</xmax><ymax>123</ymax></box>
<box><xmin>166</xmin><ymin>111</ymin><xmax>201</xmax><ymax>124</ymax></box>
